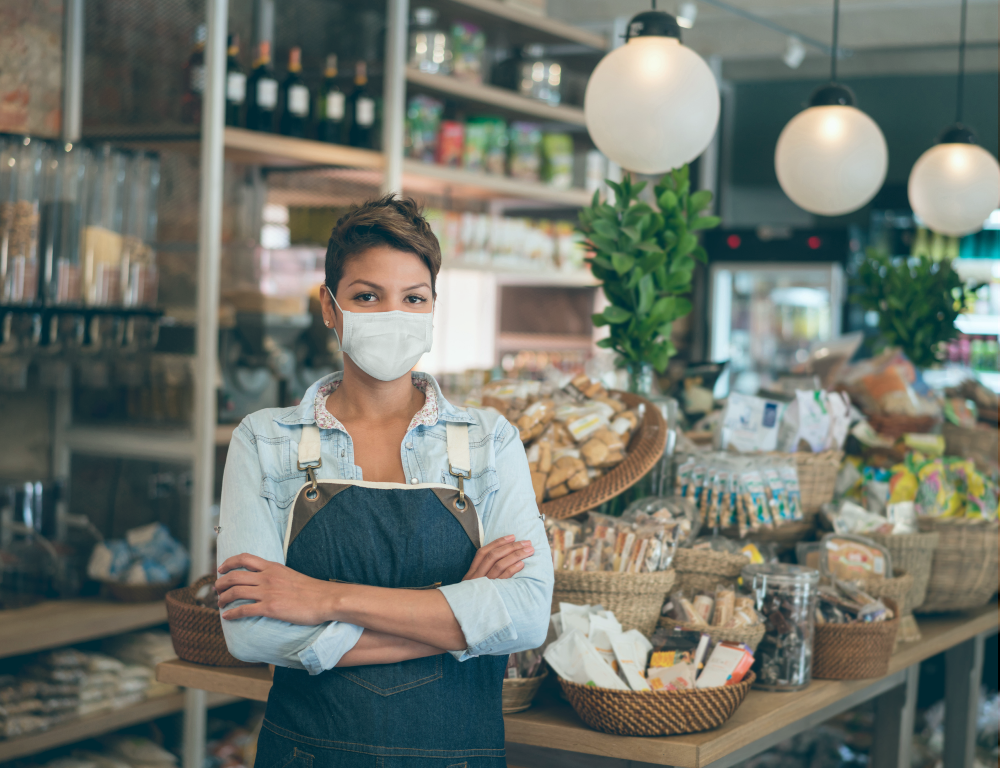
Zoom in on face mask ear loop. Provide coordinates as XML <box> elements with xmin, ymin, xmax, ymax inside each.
<box><xmin>326</xmin><ymin>286</ymin><xmax>344</xmax><ymax>344</ymax></box>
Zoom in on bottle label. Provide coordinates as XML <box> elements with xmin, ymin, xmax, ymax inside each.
<box><xmin>356</xmin><ymin>97</ymin><xmax>375</xmax><ymax>127</ymax></box>
<box><xmin>191</xmin><ymin>65</ymin><xmax>206</xmax><ymax>94</ymax></box>
<box><xmin>326</xmin><ymin>91</ymin><xmax>345</xmax><ymax>121</ymax></box>
<box><xmin>227</xmin><ymin>72</ymin><xmax>246</xmax><ymax>103</ymax></box>
<box><xmin>257</xmin><ymin>78</ymin><xmax>278</xmax><ymax>108</ymax></box>
<box><xmin>288</xmin><ymin>84</ymin><xmax>310</xmax><ymax>116</ymax></box>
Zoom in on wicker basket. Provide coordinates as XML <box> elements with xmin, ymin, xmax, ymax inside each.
<box><xmin>672</xmin><ymin>548</ymin><xmax>748</xmax><ymax>596</ymax></box>
<box><xmin>165</xmin><ymin>575</ymin><xmax>262</xmax><ymax>668</ymax></box>
<box><xmin>541</xmin><ymin>392</ymin><xmax>667</xmax><ymax>521</ymax></box>
<box><xmin>865</xmin><ymin>531</ymin><xmax>939</xmax><ymax>612</ymax></box>
<box><xmin>558</xmin><ymin>671</ymin><xmax>755</xmax><ymax>736</ymax></box>
<box><xmin>864</xmin><ymin>571</ymin><xmax>914</xmax><ymax>650</ymax></box>
<box><xmin>915</xmin><ymin>518</ymin><xmax>999</xmax><ymax>613</ymax></box>
<box><xmin>502</xmin><ymin>670</ymin><xmax>548</xmax><ymax>714</ymax></box>
<box><xmin>100</xmin><ymin>578</ymin><xmax>182</xmax><ymax>603</ymax></box>
<box><xmin>943</xmin><ymin>422</ymin><xmax>1000</xmax><ymax>472</ymax></box>
<box><xmin>812</xmin><ymin>599</ymin><xmax>900</xmax><ymax>680</ymax></box>
<box><xmin>656</xmin><ymin>616</ymin><xmax>766</xmax><ymax>653</ymax></box>
<box><xmin>867</xmin><ymin>414</ymin><xmax>937</xmax><ymax>440</ymax></box>
<box><xmin>552</xmin><ymin>569</ymin><xmax>675</xmax><ymax>638</ymax></box>
<box><xmin>794</xmin><ymin>451</ymin><xmax>843</xmax><ymax>514</ymax></box>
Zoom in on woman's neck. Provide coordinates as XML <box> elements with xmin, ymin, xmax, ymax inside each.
<box><xmin>327</xmin><ymin>358</ymin><xmax>424</xmax><ymax>424</ymax></box>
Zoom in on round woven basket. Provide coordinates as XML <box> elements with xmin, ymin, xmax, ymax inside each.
<box><xmin>656</xmin><ymin>616</ymin><xmax>766</xmax><ymax>653</ymax></box>
<box><xmin>165</xmin><ymin>574</ymin><xmax>262</xmax><ymax>668</ymax></box>
<box><xmin>672</xmin><ymin>548</ymin><xmax>748</xmax><ymax>596</ymax></box>
<box><xmin>863</xmin><ymin>571</ymin><xmax>914</xmax><ymax>651</ymax></box>
<box><xmin>915</xmin><ymin>518</ymin><xmax>999</xmax><ymax>613</ymax></box>
<box><xmin>552</xmin><ymin>569</ymin><xmax>675</xmax><ymax>638</ymax></box>
<box><xmin>558</xmin><ymin>671</ymin><xmax>755</xmax><ymax>736</ymax></box>
<box><xmin>864</xmin><ymin>532</ymin><xmax>939</xmax><ymax>612</ymax></box>
<box><xmin>792</xmin><ymin>451</ymin><xmax>843</xmax><ymax>514</ymax></box>
<box><xmin>501</xmin><ymin>670</ymin><xmax>548</xmax><ymax>714</ymax></box>
<box><xmin>540</xmin><ymin>392</ymin><xmax>667</xmax><ymax>521</ymax></box>
<box><xmin>812</xmin><ymin>599</ymin><xmax>899</xmax><ymax>680</ymax></box>
<box><xmin>100</xmin><ymin>577</ymin><xmax>182</xmax><ymax>604</ymax></box>
<box><xmin>867</xmin><ymin>414</ymin><xmax>937</xmax><ymax>440</ymax></box>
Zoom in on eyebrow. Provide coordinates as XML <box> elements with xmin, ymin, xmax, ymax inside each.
<box><xmin>348</xmin><ymin>279</ymin><xmax>430</xmax><ymax>292</ymax></box>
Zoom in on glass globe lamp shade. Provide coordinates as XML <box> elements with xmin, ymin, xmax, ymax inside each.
<box><xmin>774</xmin><ymin>103</ymin><xmax>888</xmax><ymax>216</ymax></box>
<box><xmin>908</xmin><ymin>141</ymin><xmax>1000</xmax><ymax>237</ymax></box>
<box><xmin>584</xmin><ymin>37</ymin><xmax>720</xmax><ymax>175</ymax></box>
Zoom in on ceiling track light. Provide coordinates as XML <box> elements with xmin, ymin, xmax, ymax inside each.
<box><xmin>907</xmin><ymin>0</ymin><xmax>1000</xmax><ymax>237</ymax></box>
<box><xmin>773</xmin><ymin>0</ymin><xmax>888</xmax><ymax>217</ymax></box>
<box><xmin>583</xmin><ymin>0</ymin><xmax>719</xmax><ymax>175</ymax></box>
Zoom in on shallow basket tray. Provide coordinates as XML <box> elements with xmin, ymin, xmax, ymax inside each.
<box><xmin>672</xmin><ymin>548</ymin><xmax>748</xmax><ymax>596</ymax></box>
<box><xmin>812</xmin><ymin>599</ymin><xmax>899</xmax><ymax>680</ymax></box>
<box><xmin>915</xmin><ymin>518</ymin><xmax>999</xmax><ymax>614</ymax></box>
<box><xmin>656</xmin><ymin>615</ymin><xmax>766</xmax><ymax>653</ymax></box>
<box><xmin>552</xmin><ymin>569</ymin><xmax>675</xmax><ymax>638</ymax></box>
<box><xmin>792</xmin><ymin>450</ymin><xmax>843</xmax><ymax>514</ymax></box>
<box><xmin>865</xmin><ymin>531</ymin><xmax>939</xmax><ymax>613</ymax></box>
<box><xmin>100</xmin><ymin>577</ymin><xmax>182</xmax><ymax>604</ymax></box>
<box><xmin>166</xmin><ymin>574</ymin><xmax>262</xmax><ymax>668</ymax></box>
<box><xmin>558</xmin><ymin>671</ymin><xmax>755</xmax><ymax>737</ymax></box>
<box><xmin>501</xmin><ymin>669</ymin><xmax>548</xmax><ymax>714</ymax></box>
<box><xmin>540</xmin><ymin>392</ymin><xmax>667</xmax><ymax>521</ymax></box>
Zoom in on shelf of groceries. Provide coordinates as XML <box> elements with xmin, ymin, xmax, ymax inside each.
<box><xmin>155</xmin><ymin>607</ymin><xmax>998</xmax><ymax>768</ymax></box>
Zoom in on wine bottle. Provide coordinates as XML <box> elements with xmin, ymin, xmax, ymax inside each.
<box><xmin>225</xmin><ymin>34</ymin><xmax>246</xmax><ymax>127</ymax></box>
<box><xmin>347</xmin><ymin>61</ymin><xmax>376</xmax><ymax>148</ymax></box>
<box><xmin>181</xmin><ymin>24</ymin><xmax>207</xmax><ymax>125</ymax></box>
<box><xmin>246</xmin><ymin>41</ymin><xmax>279</xmax><ymax>132</ymax></box>
<box><xmin>316</xmin><ymin>54</ymin><xmax>345</xmax><ymax>144</ymax></box>
<box><xmin>279</xmin><ymin>46</ymin><xmax>310</xmax><ymax>138</ymax></box>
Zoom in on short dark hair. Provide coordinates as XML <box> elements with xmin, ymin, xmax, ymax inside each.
<box><xmin>324</xmin><ymin>194</ymin><xmax>442</xmax><ymax>297</ymax></box>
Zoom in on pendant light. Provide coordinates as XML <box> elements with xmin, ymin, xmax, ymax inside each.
<box><xmin>584</xmin><ymin>2</ymin><xmax>720</xmax><ymax>175</ymax></box>
<box><xmin>773</xmin><ymin>0</ymin><xmax>887</xmax><ymax>216</ymax></box>
<box><xmin>907</xmin><ymin>0</ymin><xmax>1000</xmax><ymax>237</ymax></box>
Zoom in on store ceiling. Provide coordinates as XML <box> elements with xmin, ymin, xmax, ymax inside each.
<box><xmin>548</xmin><ymin>0</ymin><xmax>999</xmax><ymax>81</ymax></box>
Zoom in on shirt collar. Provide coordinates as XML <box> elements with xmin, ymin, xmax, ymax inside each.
<box><xmin>273</xmin><ymin>370</ymin><xmax>473</xmax><ymax>426</ymax></box>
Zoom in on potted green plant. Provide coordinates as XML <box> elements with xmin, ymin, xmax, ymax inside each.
<box><xmin>853</xmin><ymin>247</ymin><xmax>974</xmax><ymax>368</ymax></box>
<box><xmin>578</xmin><ymin>167</ymin><xmax>720</xmax><ymax>394</ymax></box>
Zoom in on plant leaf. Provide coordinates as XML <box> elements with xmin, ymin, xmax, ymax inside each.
<box><xmin>691</xmin><ymin>216</ymin><xmax>721</xmax><ymax>231</ymax></box>
<box><xmin>658</xmin><ymin>190</ymin><xmax>679</xmax><ymax>211</ymax></box>
<box><xmin>611</xmin><ymin>252</ymin><xmax>635</xmax><ymax>275</ymax></box>
<box><xmin>688</xmin><ymin>189</ymin><xmax>712</xmax><ymax>214</ymax></box>
<box><xmin>603</xmin><ymin>306</ymin><xmax>632</xmax><ymax>324</ymax></box>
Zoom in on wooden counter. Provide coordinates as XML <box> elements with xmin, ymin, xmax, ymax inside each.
<box><xmin>157</xmin><ymin>605</ymin><xmax>998</xmax><ymax>768</ymax></box>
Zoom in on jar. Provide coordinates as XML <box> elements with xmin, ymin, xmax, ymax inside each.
<box><xmin>0</xmin><ymin>135</ymin><xmax>45</xmax><ymax>305</ymax></box>
<box><xmin>517</xmin><ymin>45</ymin><xmax>562</xmax><ymax>106</ymax></box>
<box><xmin>408</xmin><ymin>7</ymin><xmax>452</xmax><ymax>75</ymax></box>
<box><xmin>742</xmin><ymin>563</ymin><xmax>819</xmax><ymax>691</ymax></box>
<box><xmin>121</xmin><ymin>151</ymin><xmax>160</xmax><ymax>307</ymax></box>
<box><xmin>81</xmin><ymin>143</ymin><xmax>127</xmax><ymax>307</ymax></box>
<box><xmin>40</xmin><ymin>141</ymin><xmax>89</xmax><ymax>306</ymax></box>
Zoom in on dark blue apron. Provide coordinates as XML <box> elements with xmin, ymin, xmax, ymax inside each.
<box><xmin>254</xmin><ymin>425</ymin><xmax>507</xmax><ymax>768</ymax></box>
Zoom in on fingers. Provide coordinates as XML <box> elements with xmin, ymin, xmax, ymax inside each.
<box><xmin>218</xmin><ymin>553</ymin><xmax>270</xmax><ymax>574</ymax></box>
<box><xmin>469</xmin><ymin>540</ymin><xmax>533</xmax><ymax>580</ymax></box>
<box><xmin>486</xmin><ymin>544</ymin><xmax>534</xmax><ymax>579</ymax></box>
<box><xmin>214</xmin><ymin>570</ymin><xmax>260</xmax><ymax>592</ymax></box>
<box><xmin>467</xmin><ymin>535</ymin><xmax>515</xmax><ymax>573</ymax></box>
<box><xmin>496</xmin><ymin>561</ymin><xmax>526</xmax><ymax>579</ymax></box>
<box><xmin>221</xmin><ymin>603</ymin><xmax>265</xmax><ymax>621</ymax></box>
<box><xmin>216</xmin><ymin>585</ymin><xmax>260</xmax><ymax>608</ymax></box>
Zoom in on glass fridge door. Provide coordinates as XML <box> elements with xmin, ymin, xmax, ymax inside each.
<box><xmin>710</xmin><ymin>262</ymin><xmax>844</xmax><ymax>393</ymax></box>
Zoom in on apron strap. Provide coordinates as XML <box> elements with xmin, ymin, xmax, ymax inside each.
<box><xmin>298</xmin><ymin>425</ymin><xmax>322</xmax><ymax>468</ymax></box>
<box><xmin>446</xmin><ymin>422</ymin><xmax>471</xmax><ymax>475</ymax></box>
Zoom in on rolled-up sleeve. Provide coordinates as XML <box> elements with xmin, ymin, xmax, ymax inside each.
<box><xmin>218</xmin><ymin>421</ymin><xmax>363</xmax><ymax>674</ymax></box>
<box><xmin>437</xmin><ymin>418</ymin><xmax>554</xmax><ymax>660</ymax></box>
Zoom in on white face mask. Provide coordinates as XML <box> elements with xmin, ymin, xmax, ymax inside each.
<box><xmin>327</xmin><ymin>286</ymin><xmax>434</xmax><ymax>382</ymax></box>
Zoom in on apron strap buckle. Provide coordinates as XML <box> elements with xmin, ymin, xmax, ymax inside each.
<box><xmin>298</xmin><ymin>457</ymin><xmax>322</xmax><ymax>501</ymax></box>
<box><xmin>449</xmin><ymin>466</ymin><xmax>470</xmax><ymax>509</ymax></box>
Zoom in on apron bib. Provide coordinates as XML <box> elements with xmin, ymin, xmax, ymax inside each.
<box><xmin>255</xmin><ymin>424</ymin><xmax>507</xmax><ymax>768</ymax></box>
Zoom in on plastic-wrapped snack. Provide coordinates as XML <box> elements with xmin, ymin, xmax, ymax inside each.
<box><xmin>692</xmin><ymin>594</ymin><xmax>715</xmax><ymax>624</ymax></box>
<box><xmin>676</xmin><ymin>457</ymin><xmax>696</xmax><ymax>498</ymax></box>
<box><xmin>761</xmin><ymin>467</ymin><xmax>789</xmax><ymax>523</ymax></box>
<box><xmin>712</xmin><ymin>587</ymin><xmax>736</xmax><ymax>627</ymax></box>
<box><xmin>564</xmin><ymin>544</ymin><xmax>590</xmax><ymax>571</ymax></box>
<box><xmin>778</xmin><ymin>461</ymin><xmax>804</xmax><ymax>521</ymax></box>
<box><xmin>671</xmin><ymin>591</ymin><xmax>708</xmax><ymax>627</ymax></box>
<box><xmin>741</xmin><ymin>470</ymin><xmax>773</xmax><ymax>529</ymax></box>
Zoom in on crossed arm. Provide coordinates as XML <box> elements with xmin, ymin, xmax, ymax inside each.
<box><xmin>216</xmin><ymin>536</ymin><xmax>534</xmax><ymax>667</ymax></box>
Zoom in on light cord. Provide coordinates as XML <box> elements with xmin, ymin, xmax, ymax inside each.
<box><xmin>956</xmin><ymin>0</ymin><xmax>967</xmax><ymax>123</ymax></box>
<box><xmin>830</xmin><ymin>0</ymin><xmax>840</xmax><ymax>82</ymax></box>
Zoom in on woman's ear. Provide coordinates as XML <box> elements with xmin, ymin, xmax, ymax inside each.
<box><xmin>320</xmin><ymin>284</ymin><xmax>336</xmax><ymax>328</ymax></box>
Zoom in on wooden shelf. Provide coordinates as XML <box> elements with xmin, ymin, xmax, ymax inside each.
<box><xmin>402</xmin><ymin>159</ymin><xmax>590</xmax><ymax>206</ymax></box>
<box><xmin>0</xmin><ymin>691</ymin><xmax>237</xmax><ymax>762</ymax></box>
<box><xmin>421</xmin><ymin>0</ymin><xmax>607</xmax><ymax>51</ymax></box>
<box><xmin>405</xmin><ymin>69</ymin><xmax>587</xmax><ymax>126</ymax></box>
<box><xmin>224</xmin><ymin>127</ymin><xmax>384</xmax><ymax>169</ymax></box>
<box><xmin>156</xmin><ymin>605</ymin><xmax>998</xmax><ymax>768</ymax></box>
<box><xmin>0</xmin><ymin>599</ymin><xmax>167</xmax><ymax>660</ymax></box>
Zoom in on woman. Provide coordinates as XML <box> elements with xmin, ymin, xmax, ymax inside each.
<box><xmin>215</xmin><ymin>195</ymin><xmax>553</xmax><ymax>768</ymax></box>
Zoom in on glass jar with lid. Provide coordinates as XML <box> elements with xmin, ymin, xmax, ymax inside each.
<box><xmin>742</xmin><ymin>563</ymin><xmax>819</xmax><ymax>691</ymax></box>
<box><xmin>408</xmin><ymin>7</ymin><xmax>452</xmax><ymax>75</ymax></box>
<box><xmin>0</xmin><ymin>135</ymin><xmax>46</xmax><ymax>305</ymax></box>
<box><xmin>39</xmin><ymin>141</ymin><xmax>89</xmax><ymax>306</ymax></box>
<box><xmin>121</xmin><ymin>151</ymin><xmax>160</xmax><ymax>308</ymax></box>
<box><xmin>81</xmin><ymin>143</ymin><xmax>127</xmax><ymax>307</ymax></box>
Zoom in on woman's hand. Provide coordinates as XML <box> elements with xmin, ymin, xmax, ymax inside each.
<box><xmin>216</xmin><ymin>553</ymin><xmax>334</xmax><ymax>625</ymax></box>
<box><xmin>463</xmin><ymin>535</ymin><xmax>535</xmax><ymax>581</ymax></box>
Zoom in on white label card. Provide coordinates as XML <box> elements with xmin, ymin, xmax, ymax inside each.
<box><xmin>257</xmin><ymin>78</ymin><xmax>278</xmax><ymax>108</ymax></box>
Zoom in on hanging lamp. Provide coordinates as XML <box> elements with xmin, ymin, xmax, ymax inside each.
<box><xmin>773</xmin><ymin>0</ymin><xmax>887</xmax><ymax>216</ymax></box>
<box><xmin>584</xmin><ymin>1</ymin><xmax>720</xmax><ymax>175</ymax></box>
<box><xmin>907</xmin><ymin>0</ymin><xmax>1000</xmax><ymax>237</ymax></box>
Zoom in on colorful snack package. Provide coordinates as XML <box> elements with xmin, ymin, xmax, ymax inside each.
<box><xmin>712</xmin><ymin>587</ymin><xmax>736</xmax><ymax>628</ymax></box>
<box><xmin>778</xmin><ymin>462</ymin><xmax>804</xmax><ymax>521</ymax></box>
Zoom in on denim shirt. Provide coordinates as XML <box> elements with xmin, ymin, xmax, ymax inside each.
<box><xmin>217</xmin><ymin>371</ymin><xmax>554</xmax><ymax>675</ymax></box>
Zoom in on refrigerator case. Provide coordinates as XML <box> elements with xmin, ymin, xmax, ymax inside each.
<box><xmin>710</xmin><ymin>262</ymin><xmax>844</xmax><ymax>392</ymax></box>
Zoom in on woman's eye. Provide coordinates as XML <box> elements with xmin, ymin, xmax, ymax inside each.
<box><xmin>404</xmin><ymin>295</ymin><xmax>427</xmax><ymax>304</ymax></box>
<box><xmin>354</xmin><ymin>292</ymin><xmax>377</xmax><ymax>302</ymax></box>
